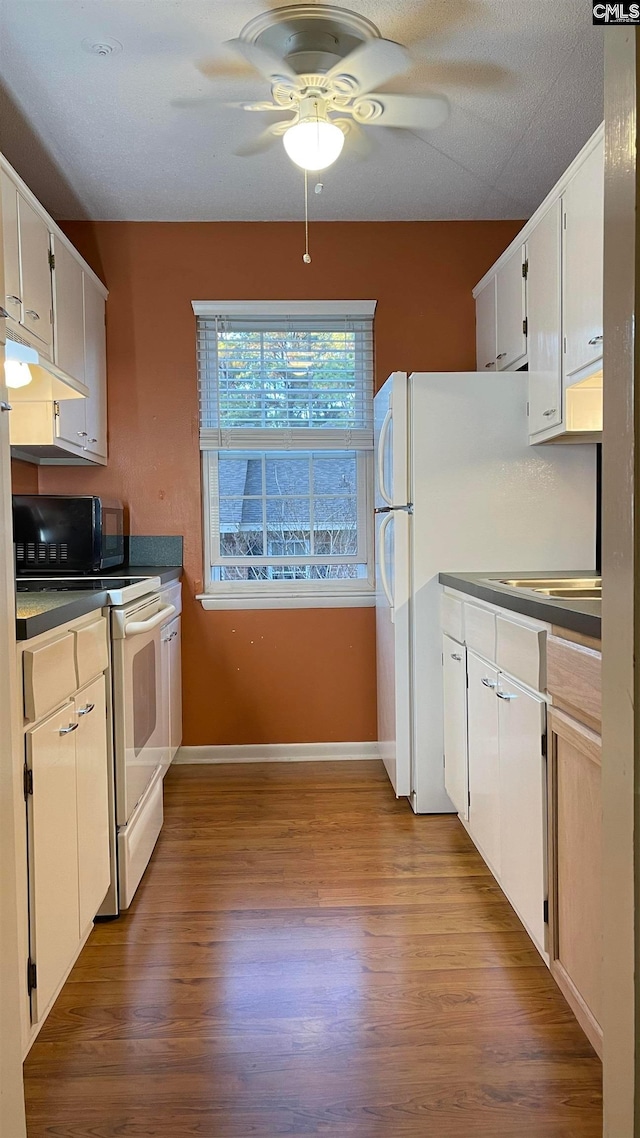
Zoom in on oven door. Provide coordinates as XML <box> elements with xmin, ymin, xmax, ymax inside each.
<box><xmin>111</xmin><ymin>596</ymin><xmax>176</xmax><ymax>827</ymax></box>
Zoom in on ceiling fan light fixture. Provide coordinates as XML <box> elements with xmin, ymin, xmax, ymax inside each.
<box><xmin>283</xmin><ymin>97</ymin><xmax>344</xmax><ymax>171</ymax></box>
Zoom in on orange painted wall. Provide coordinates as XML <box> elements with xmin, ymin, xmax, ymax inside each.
<box><xmin>11</xmin><ymin>458</ymin><xmax>38</xmax><ymax>494</ymax></box>
<box><xmin>38</xmin><ymin>220</ymin><xmax>522</xmax><ymax>746</ymax></box>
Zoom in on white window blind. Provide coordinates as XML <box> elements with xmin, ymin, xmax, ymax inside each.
<box><xmin>197</xmin><ymin>312</ymin><xmax>374</xmax><ymax>450</ymax></box>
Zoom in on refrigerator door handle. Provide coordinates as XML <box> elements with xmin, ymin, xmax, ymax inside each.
<box><xmin>377</xmin><ymin>407</ymin><xmax>394</xmax><ymax>506</ymax></box>
<box><xmin>378</xmin><ymin>512</ymin><xmax>395</xmax><ymax>613</ymax></box>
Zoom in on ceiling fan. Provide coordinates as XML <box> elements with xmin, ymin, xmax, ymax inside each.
<box><xmin>178</xmin><ymin>4</ymin><xmax>451</xmax><ymax>172</ymax></box>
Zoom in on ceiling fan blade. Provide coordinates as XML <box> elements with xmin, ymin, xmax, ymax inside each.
<box><xmin>326</xmin><ymin>38</ymin><xmax>411</xmax><ymax>95</ymax></box>
<box><xmin>390</xmin><ymin>59</ymin><xmax>512</xmax><ymax>94</ymax></box>
<box><xmin>332</xmin><ymin>118</ymin><xmax>374</xmax><ymax>159</ymax></box>
<box><xmin>354</xmin><ymin>92</ymin><xmax>450</xmax><ymax>131</ymax></box>
<box><xmin>195</xmin><ymin>56</ymin><xmax>254</xmax><ymax>81</ymax></box>
<box><xmin>234</xmin><ymin>119</ymin><xmax>293</xmax><ymax>157</ymax></box>
<box><xmin>226</xmin><ymin>101</ymin><xmax>288</xmax><ymax>112</ymax></box>
<box><xmin>389</xmin><ymin>0</ymin><xmax>480</xmax><ymax>50</ymax></box>
<box><xmin>225</xmin><ymin>38</ymin><xmax>296</xmax><ymax>84</ymax></box>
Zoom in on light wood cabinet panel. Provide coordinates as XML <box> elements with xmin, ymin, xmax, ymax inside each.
<box><xmin>549</xmin><ymin>707</ymin><xmax>602</xmax><ymax>1057</ymax></box>
<box><xmin>442</xmin><ymin>635</ymin><xmax>468</xmax><ymax>819</ymax></box>
<box><xmin>528</xmin><ymin>201</ymin><xmax>562</xmax><ymax>436</ymax></box>
<box><xmin>547</xmin><ymin>635</ymin><xmax>601</xmax><ymax>732</ymax></box>
<box><xmin>466</xmin><ymin>653</ymin><xmax>500</xmax><ymax>873</ymax></box>
<box><xmin>27</xmin><ymin>701</ymin><xmax>80</xmax><ymax>1022</ymax></box>
<box><xmin>17</xmin><ymin>192</ymin><xmax>52</xmax><ymax>355</ymax></box>
<box><xmin>1</xmin><ymin>172</ymin><xmax>21</xmax><ymax>323</ymax></box>
<box><xmin>75</xmin><ymin>675</ymin><xmax>110</xmax><ymax>932</ymax></box>
<box><xmin>475</xmin><ymin>277</ymin><xmax>496</xmax><ymax>372</ymax></box>
<box><xmin>563</xmin><ymin>139</ymin><xmax>604</xmax><ymax>379</ymax></box>
<box><xmin>495</xmin><ymin>245</ymin><xmax>527</xmax><ymax>371</ymax></box>
<box><xmin>498</xmin><ymin>677</ymin><xmax>546</xmax><ymax>953</ymax></box>
<box><xmin>82</xmin><ymin>274</ymin><xmax>107</xmax><ymax>460</ymax></box>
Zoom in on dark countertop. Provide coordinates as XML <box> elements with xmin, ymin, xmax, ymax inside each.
<box><xmin>15</xmin><ymin>565</ymin><xmax>182</xmax><ymax>641</ymax></box>
<box><xmin>439</xmin><ymin>571</ymin><xmax>601</xmax><ymax>640</ymax></box>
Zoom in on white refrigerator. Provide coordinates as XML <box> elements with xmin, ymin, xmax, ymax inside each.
<box><xmin>375</xmin><ymin>371</ymin><xmax>597</xmax><ymax>814</ymax></box>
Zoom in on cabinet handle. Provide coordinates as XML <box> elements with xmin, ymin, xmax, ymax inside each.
<box><xmin>496</xmin><ymin>690</ymin><xmax>518</xmax><ymax>701</ymax></box>
<box><xmin>496</xmin><ymin>352</ymin><xmax>506</xmax><ymax>360</ymax></box>
<box><xmin>484</xmin><ymin>361</ymin><xmax>494</xmax><ymax>369</ymax></box>
<box><xmin>25</xmin><ymin>309</ymin><xmax>40</xmax><ymax>321</ymax></box>
<box><xmin>77</xmin><ymin>431</ymin><xmax>88</xmax><ymax>438</ymax></box>
<box><xmin>543</xmin><ymin>408</ymin><xmax>557</xmax><ymax>417</ymax></box>
<box><xmin>450</xmin><ymin>652</ymin><xmax>462</xmax><ymax>662</ymax></box>
<box><xmin>0</xmin><ymin>402</ymin><xmax>12</xmax><ymax>412</ymax></box>
<box><xmin>88</xmin><ymin>437</ymin><xmax>97</xmax><ymax>444</ymax></box>
<box><xmin>481</xmin><ymin>677</ymin><xmax>497</xmax><ymax>689</ymax></box>
<box><xmin>0</xmin><ymin>307</ymin><xmax>8</xmax><ymax>319</ymax></box>
<box><xmin>77</xmin><ymin>703</ymin><xmax>95</xmax><ymax>716</ymax></box>
<box><xmin>59</xmin><ymin>722</ymin><xmax>79</xmax><ymax>735</ymax></box>
<box><xmin>7</xmin><ymin>295</ymin><xmax>21</xmax><ymax>305</ymax></box>
<box><xmin>588</xmin><ymin>334</ymin><xmax>603</xmax><ymax>346</ymax></box>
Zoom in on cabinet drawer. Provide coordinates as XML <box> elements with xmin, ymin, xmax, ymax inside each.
<box><xmin>74</xmin><ymin>617</ymin><xmax>109</xmax><ymax>689</ymax></box>
<box><xmin>464</xmin><ymin>603</ymin><xmax>496</xmax><ymax>661</ymax></box>
<box><xmin>496</xmin><ymin>615</ymin><xmax>546</xmax><ymax>691</ymax></box>
<box><xmin>441</xmin><ymin>592</ymin><xmax>464</xmax><ymax>643</ymax></box>
<box><xmin>547</xmin><ymin>635</ymin><xmax>601</xmax><ymax>730</ymax></box>
<box><xmin>23</xmin><ymin>633</ymin><xmax>77</xmax><ymax>722</ymax></box>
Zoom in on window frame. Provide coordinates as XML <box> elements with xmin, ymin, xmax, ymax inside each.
<box><xmin>195</xmin><ymin>301</ymin><xmax>376</xmax><ymax>610</ymax></box>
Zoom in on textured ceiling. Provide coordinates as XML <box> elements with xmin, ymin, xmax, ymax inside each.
<box><xmin>0</xmin><ymin>1</ymin><xmax>603</xmax><ymax>222</ymax></box>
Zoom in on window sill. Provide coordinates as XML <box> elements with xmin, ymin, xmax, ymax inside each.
<box><xmin>197</xmin><ymin>591</ymin><xmax>375</xmax><ymax>611</ymax></box>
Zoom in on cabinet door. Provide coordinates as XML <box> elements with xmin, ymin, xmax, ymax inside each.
<box><xmin>27</xmin><ymin>700</ymin><xmax>80</xmax><ymax>1022</ymax></box>
<box><xmin>549</xmin><ymin>708</ymin><xmax>602</xmax><ymax>1055</ymax></box>
<box><xmin>52</xmin><ymin>238</ymin><xmax>85</xmax><ymax>383</ymax></box>
<box><xmin>475</xmin><ymin>277</ymin><xmax>496</xmax><ymax>371</ymax></box>
<box><xmin>1</xmin><ymin>173</ymin><xmax>22</xmax><ymax>324</ymax></box>
<box><xmin>466</xmin><ymin>653</ymin><xmax>500</xmax><ymax>872</ymax></box>
<box><xmin>442</xmin><ymin>634</ymin><xmax>468</xmax><ymax>819</ymax></box>
<box><xmin>563</xmin><ymin>140</ymin><xmax>604</xmax><ymax>378</ymax></box>
<box><xmin>17</xmin><ymin>192</ymin><xmax>53</xmax><ymax>354</ymax></box>
<box><xmin>82</xmin><ymin>274</ymin><xmax>107</xmax><ymax>460</ymax></box>
<box><xmin>168</xmin><ymin>616</ymin><xmax>182</xmax><ymax>758</ymax></box>
<box><xmin>75</xmin><ymin>674</ymin><xmax>110</xmax><ymax>933</ymax></box>
<box><xmin>495</xmin><ymin>245</ymin><xmax>527</xmax><ymax>370</ymax></box>
<box><xmin>497</xmin><ymin>676</ymin><xmax>546</xmax><ymax>952</ymax></box>
<box><xmin>528</xmin><ymin>202</ymin><xmax>562</xmax><ymax>435</ymax></box>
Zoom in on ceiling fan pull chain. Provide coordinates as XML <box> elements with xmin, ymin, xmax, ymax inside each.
<box><xmin>303</xmin><ymin>168</ymin><xmax>312</xmax><ymax>264</ymax></box>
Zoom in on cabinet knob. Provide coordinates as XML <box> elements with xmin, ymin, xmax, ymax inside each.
<box><xmin>481</xmin><ymin>677</ymin><xmax>497</xmax><ymax>689</ymax></box>
<box><xmin>450</xmin><ymin>652</ymin><xmax>463</xmax><ymax>662</ymax></box>
<box><xmin>77</xmin><ymin>703</ymin><xmax>95</xmax><ymax>716</ymax></box>
<box><xmin>588</xmin><ymin>334</ymin><xmax>603</xmax><ymax>346</ymax></box>
<box><xmin>543</xmin><ymin>408</ymin><xmax>557</xmax><ymax>417</ymax></box>
<box><xmin>496</xmin><ymin>690</ymin><xmax>518</xmax><ymax>701</ymax></box>
<box><xmin>59</xmin><ymin>722</ymin><xmax>79</xmax><ymax>735</ymax></box>
<box><xmin>25</xmin><ymin>309</ymin><xmax>40</xmax><ymax>321</ymax></box>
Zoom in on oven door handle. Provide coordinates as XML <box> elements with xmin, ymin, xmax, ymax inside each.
<box><xmin>124</xmin><ymin>603</ymin><xmax>176</xmax><ymax>638</ymax></box>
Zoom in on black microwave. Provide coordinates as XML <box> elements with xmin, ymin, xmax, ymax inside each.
<box><xmin>12</xmin><ymin>495</ymin><xmax>125</xmax><ymax>575</ymax></box>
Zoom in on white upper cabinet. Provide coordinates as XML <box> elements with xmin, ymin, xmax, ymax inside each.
<box><xmin>442</xmin><ymin>634</ymin><xmax>469</xmax><ymax>820</ymax></box>
<box><xmin>17</xmin><ymin>192</ymin><xmax>53</xmax><ymax>356</ymax></box>
<box><xmin>475</xmin><ymin>277</ymin><xmax>496</xmax><ymax>372</ymax></box>
<box><xmin>1</xmin><ymin>172</ymin><xmax>21</xmax><ymax>323</ymax></box>
<box><xmin>52</xmin><ymin>236</ymin><xmax>85</xmax><ymax>383</ymax></box>
<box><xmin>562</xmin><ymin>139</ymin><xmax>604</xmax><ymax>381</ymax></box>
<box><xmin>495</xmin><ymin>245</ymin><xmax>527</xmax><ymax>371</ymax></box>
<box><xmin>82</xmin><ymin>274</ymin><xmax>107</xmax><ymax>460</ymax></box>
<box><xmin>527</xmin><ymin>201</ymin><xmax>562</xmax><ymax>437</ymax></box>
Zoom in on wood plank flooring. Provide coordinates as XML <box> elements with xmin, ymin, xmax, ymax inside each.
<box><xmin>23</xmin><ymin>761</ymin><xmax>602</xmax><ymax>1137</ymax></box>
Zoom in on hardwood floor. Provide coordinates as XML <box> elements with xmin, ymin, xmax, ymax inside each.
<box><xmin>23</xmin><ymin>761</ymin><xmax>602</xmax><ymax>1137</ymax></box>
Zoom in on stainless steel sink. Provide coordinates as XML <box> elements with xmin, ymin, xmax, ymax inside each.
<box><xmin>497</xmin><ymin>577</ymin><xmax>601</xmax><ymax>599</ymax></box>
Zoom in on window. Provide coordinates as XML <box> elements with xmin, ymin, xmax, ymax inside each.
<box><xmin>195</xmin><ymin>301</ymin><xmax>376</xmax><ymax>608</ymax></box>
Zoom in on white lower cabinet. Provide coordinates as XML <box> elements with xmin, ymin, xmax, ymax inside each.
<box><xmin>27</xmin><ymin>700</ymin><xmax>81</xmax><ymax>1022</ymax></box>
<box><xmin>442</xmin><ymin>634</ymin><xmax>468</xmax><ymax>820</ymax></box>
<box><xmin>75</xmin><ymin>674</ymin><xmax>110</xmax><ymax>932</ymax></box>
<box><xmin>466</xmin><ymin>653</ymin><xmax>500</xmax><ymax>874</ymax></box>
<box><xmin>497</xmin><ymin>676</ymin><xmax>547</xmax><ymax>953</ymax></box>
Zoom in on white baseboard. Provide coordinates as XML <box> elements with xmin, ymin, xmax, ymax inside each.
<box><xmin>172</xmin><ymin>741</ymin><xmax>380</xmax><ymax>765</ymax></box>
